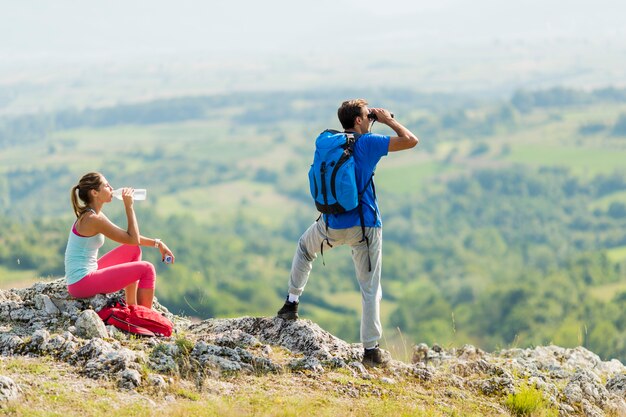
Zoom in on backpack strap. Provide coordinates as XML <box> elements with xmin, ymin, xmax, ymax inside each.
<box><xmin>316</xmin><ymin>213</ymin><xmax>333</xmax><ymax>267</ymax></box>
<box><xmin>357</xmin><ymin>173</ymin><xmax>375</xmax><ymax>272</ymax></box>
<box><xmin>320</xmin><ymin>214</ymin><xmax>333</xmax><ymax>267</ymax></box>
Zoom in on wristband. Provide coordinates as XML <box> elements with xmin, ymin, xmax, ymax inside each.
<box><xmin>154</xmin><ymin>238</ymin><xmax>161</xmax><ymax>248</ymax></box>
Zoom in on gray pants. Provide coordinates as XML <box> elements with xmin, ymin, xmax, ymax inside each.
<box><xmin>288</xmin><ymin>218</ymin><xmax>383</xmax><ymax>349</ymax></box>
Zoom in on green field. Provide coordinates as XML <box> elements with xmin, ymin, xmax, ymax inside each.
<box><xmin>607</xmin><ymin>246</ymin><xmax>626</xmax><ymax>263</ymax></box>
<box><xmin>4</xmin><ymin>88</ymin><xmax>626</xmax><ymax>362</ymax></box>
<box><xmin>588</xmin><ymin>191</ymin><xmax>626</xmax><ymax>211</ymax></box>
<box><xmin>505</xmin><ymin>144</ymin><xmax>626</xmax><ymax>176</ymax></box>
<box><xmin>155</xmin><ymin>180</ymin><xmax>309</xmax><ymax>226</ymax></box>
<box><xmin>0</xmin><ymin>266</ymin><xmax>41</xmax><ymax>289</ymax></box>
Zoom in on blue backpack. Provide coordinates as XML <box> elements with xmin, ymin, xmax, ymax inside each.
<box><xmin>308</xmin><ymin>130</ymin><xmax>361</xmax><ymax>214</ymax></box>
<box><xmin>308</xmin><ymin>129</ymin><xmax>375</xmax><ymax>270</ymax></box>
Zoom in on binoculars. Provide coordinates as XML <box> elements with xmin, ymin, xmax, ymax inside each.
<box><xmin>367</xmin><ymin>112</ymin><xmax>394</xmax><ymax>121</ymax></box>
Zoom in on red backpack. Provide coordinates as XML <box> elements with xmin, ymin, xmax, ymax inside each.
<box><xmin>97</xmin><ymin>299</ymin><xmax>173</xmax><ymax>337</ymax></box>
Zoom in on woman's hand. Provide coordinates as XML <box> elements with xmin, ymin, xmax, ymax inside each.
<box><xmin>121</xmin><ymin>187</ymin><xmax>135</xmax><ymax>208</ymax></box>
<box><xmin>158</xmin><ymin>240</ymin><xmax>175</xmax><ymax>264</ymax></box>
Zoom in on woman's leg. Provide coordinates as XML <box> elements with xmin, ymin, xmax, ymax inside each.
<box><xmin>97</xmin><ymin>245</ymin><xmax>155</xmax><ymax>307</ymax></box>
<box><xmin>97</xmin><ymin>245</ymin><xmax>141</xmax><ymax>269</ymax></box>
<box><xmin>125</xmin><ymin>281</ymin><xmax>138</xmax><ymax>305</ymax></box>
<box><xmin>137</xmin><ymin>287</ymin><xmax>155</xmax><ymax>308</ymax></box>
<box><xmin>67</xmin><ymin>260</ymin><xmax>156</xmax><ymax>307</ymax></box>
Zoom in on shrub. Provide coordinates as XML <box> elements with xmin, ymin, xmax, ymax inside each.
<box><xmin>504</xmin><ymin>383</ymin><xmax>558</xmax><ymax>417</ymax></box>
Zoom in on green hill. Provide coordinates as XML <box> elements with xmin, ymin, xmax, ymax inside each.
<box><xmin>2</xmin><ymin>87</ymin><xmax>626</xmax><ymax>362</ymax></box>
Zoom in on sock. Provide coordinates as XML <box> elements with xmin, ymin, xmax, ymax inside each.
<box><xmin>288</xmin><ymin>294</ymin><xmax>299</xmax><ymax>303</ymax></box>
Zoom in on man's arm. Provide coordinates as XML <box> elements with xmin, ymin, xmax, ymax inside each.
<box><xmin>370</xmin><ymin>108</ymin><xmax>419</xmax><ymax>152</ymax></box>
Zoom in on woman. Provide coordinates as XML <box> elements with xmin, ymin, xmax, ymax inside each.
<box><xmin>64</xmin><ymin>172</ymin><xmax>174</xmax><ymax>308</ymax></box>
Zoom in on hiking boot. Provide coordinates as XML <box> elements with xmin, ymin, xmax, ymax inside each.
<box><xmin>277</xmin><ymin>299</ymin><xmax>299</xmax><ymax>320</ymax></box>
<box><xmin>362</xmin><ymin>345</ymin><xmax>389</xmax><ymax>367</ymax></box>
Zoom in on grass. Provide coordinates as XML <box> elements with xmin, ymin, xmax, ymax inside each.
<box><xmin>589</xmin><ymin>280</ymin><xmax>626</xmax><ymax>303</ymax></box>
<box><xmin>376</xmin><ymin>160</ymin><xmax>451</xmax><ymax>194</ymax></box>
<box><xmin>504</xmin><ymin>383</ymin><xmax>558</xmax><ymax>417</ymax></box>
<box><xmin>587</xmin><ymin>247</ymin><xmax>626</xmax><ymax>302</ymax></box>
<box><xmin>0</xmin><ymin>119</ymin><xmax>280</xmax><ymax>175</ymax></box>
<box><xmin>0</xmin><ymin>266</ymin><xmax>41</xmax><ymax>289</ymax></box>
<box><xmin>153</xmin><ymin>180</ymin><xmax>308</xmax><ymax>227</ymax></box>
<box><xmin>504</xmin><ymin>143</ymin><xmax>626</xmax><ymax>177</ymax></box>
<box><xmin>588</xmin><ymin>191</ymin><xmax>626</xmax><ymax>212</ymax></box>
<box><xmin>607</xmin><ymin>246</ymin><xmax>626</xmax><ymax>263</ymax></box>
<box><xmin>0</xmin><ymin>355</ymin><xmax>513</xmax><ymax>417</ymax></box>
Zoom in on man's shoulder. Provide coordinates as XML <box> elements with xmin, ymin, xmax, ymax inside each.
<box><xmin>355</xmin><ymin>132</ymin><xmax>390</xmax><ymax>155</ymax></box>
<box><xmin>358</xmin><ymin>132</ymin><xmax>388</xmax><ymax>139</ymax></box>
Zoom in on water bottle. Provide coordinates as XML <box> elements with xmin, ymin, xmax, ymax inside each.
<box><xmin>112</xmin><ymin>189</ymin><xmax>147</xmax><ymax>201</ymax></box>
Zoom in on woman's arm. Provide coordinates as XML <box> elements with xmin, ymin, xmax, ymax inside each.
<box><xmin>81</xmin><ymin>188</ymin><xmax>139</xmax><ymax>245</ymax></box>
<box><xmin>87</xmin><ymin>213</ymin><xmax>140</xmax><ymax>246</ymax></box>
<box><xmin>139</xmin><ymin>236</ymin><xmax>175</xmax><ymax>263</ymax></box>
<box><xmin>81</xmin><ymin>188</ymin><xmax>175</xmax><ymax>262</ymax></box>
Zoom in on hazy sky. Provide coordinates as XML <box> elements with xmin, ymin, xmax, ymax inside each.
<box><xmin>1</xmin><ymin>0</ymin><xmax>624</xmax><ymax>112</ymax></box>
<box><xmin>2</xmin><ymin>0</ymin><xmax>624</xmax><ymax>63</ymax></box>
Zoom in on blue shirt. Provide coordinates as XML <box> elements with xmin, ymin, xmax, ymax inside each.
<box><xmin>326</xmin><ymin>132</ymin><xmax>390</xmax><ymax>229</ymax></box>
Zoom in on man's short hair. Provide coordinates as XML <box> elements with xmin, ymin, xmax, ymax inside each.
<box><xmin>338</xmin><ymin>99</ymin><xmax>368</xmax><ymax>130</ymax></box>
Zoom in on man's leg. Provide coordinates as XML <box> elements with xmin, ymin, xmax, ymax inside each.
<box><xmin>278</xmin><ymin>219</ymin><xmax>333</xmax><ymax>319</ymax></box>
<box><xmin>351</xmin><ymin>226</ymin><xmax>383</xmax><ymax>349</ymax></box>
<box><xmin>288</xmin><ymin>219</ymin><xmax>332</xmax><ymax>297</ymax></box>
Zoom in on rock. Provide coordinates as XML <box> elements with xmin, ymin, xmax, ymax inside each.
<box><xmin>5</xmin><ymin>279</ymin><xmax>626</xmax><ymax>416</ymax></box>
<box><xmin>34</xmin><ymin>294</ymin><xmax>60</xmax><ymax>316</ymax></box>
<box><xmin>106</xmin><ymin>325</ymin><xmax>124</xmax><ymax>340</ymax></box>
<box><xmin>75</xmin><ymin>310</ymin><xmax>108</xmax><ymax>339</ymax></box>
<box><xmin>26</xmin><ymin>329</ymin><xmax>50</xmax><ymax>353</ymax></box>
<box><xmin>412</xmin><ymin>343</ymin><xmax>429</xmax><ymax>363</ymax></box>
<box><xmin>410</xmin><ymin>364</ymin><xmax>434</xmax><ymax>381</ymax></box>
<box><xmin>411</xmin><ymin>342</ymin><xmax>454</xmax><ymax>366</ymax></box>
<box><xmin>204</xmin><ymin>355</ymin><xmax>249</xmax><ymax>373</ymax></box>
<box><xmin>147</xmin><ymin>374</ymin><xmax>167</xmax><ymax>391</ymax></box>
<box><xmin>261</xmin><ymin>344</ymin><xmax>273</xmax><ymax>356</ymax></box>
<box><xmin>349</xmin><ymin>361</ymin><xmax>369</xmax><ymax>377</ymax></box>
<box><xmin>456</xmin><ymin>344</ymin><xmax>484</xmax><ymax>360</ymax></box>
<box><xmin>289</xmin><ymin>357</ymin><xmax>324</xmax><ymax>373</ymax></box>
<box><xmin>149</xmin><ymin>344</ymin><xmax>180</xmax><ymax>374</ymax></box>
<box><xmin>83</xmin><ymin>348</ymin><xmax>143</xmax><ymax>380</ymax></box>
<box><xmin>118</xmin><ymin>369</ymin><xmax>142</xmax><ymax>390</ymax></box>
<box><xmin>479</xmin><ymin>376</ymin><xmax>514</xmax><ymax>396</ymax></box>
<box><xmin>607</xmin><ymin>374</ymin><xmax>626</xmax><ymax>395</ymax></box>
<box><xmin>0</xmin><ymin>334</ymin><xmax>24</xmax><ymax>354</ymax></box>
<box><xmin>0</xmin><ymin>376</ymin><xmax>20</xmax><ymax>403</ymax></box>
<box><xmin>215</xmin><ymin>329</ymin><xmax>261</xmax><ymax>348</ymax></box>
<box><xmin>189</xmin><ymin>317</ymin><xmax>362</xmax><ymax>362</ymax></box>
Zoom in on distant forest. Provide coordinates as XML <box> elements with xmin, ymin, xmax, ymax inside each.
<box><xmin>3</xmin><ymin>86</ymin><xmax>626</xmax><ymax>149</ymax></box>
<box><xmin>2</xmin><ymin>86</ymin><xmax>626</xmax><ymax>362</ymax></box>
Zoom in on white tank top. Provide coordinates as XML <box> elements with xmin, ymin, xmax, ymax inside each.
<box><xmin>64</xmin><ymin>213</ymin><xmax>105</xmax><ymax>285</ymax></box>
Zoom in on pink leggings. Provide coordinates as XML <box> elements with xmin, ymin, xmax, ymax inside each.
<box><xmin>67</xmin><ymin>245</ymin><xmax>156</xmax><ymax>299</ymax></box>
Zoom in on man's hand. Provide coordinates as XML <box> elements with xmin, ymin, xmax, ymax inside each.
<box><xmin>369</xmin><ymin>108</ymin><xmax>394</xmax><ymax>124</ymax></box>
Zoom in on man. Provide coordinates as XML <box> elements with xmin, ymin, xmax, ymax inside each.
<box><xmin>277</xmin><ymin>99</ymin><xmax>419</xmax><ymax>366</ymax></box>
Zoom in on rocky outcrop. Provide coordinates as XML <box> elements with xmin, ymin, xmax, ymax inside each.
<box><xmin>2</xmin><ymin>278</ymin><xmax>626</xmax><ymax>416</ymax></box>
<box><xmin>0</xmin><ymin>376</ymin><xmax>20</xmax><ymax>403</ymax></box>
<box><xmin>411</xmin><ymin>343</ymin><xmax>626</xmax><ymax>416</ymax></box>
